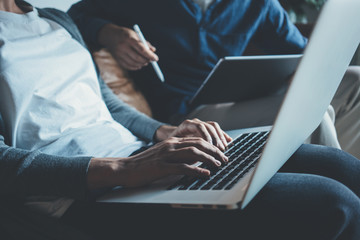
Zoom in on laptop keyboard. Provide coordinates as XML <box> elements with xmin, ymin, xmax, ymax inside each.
<box><xmin>167</xmin><ymin>131</ymin><xmax>269</xmax><ymax>191</ymax></box>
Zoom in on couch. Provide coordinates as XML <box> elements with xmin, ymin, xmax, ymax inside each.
<box><xmin>92</xmin><ymin>49</ymin><xmax>153</xmax><ymax>117</ymax></box>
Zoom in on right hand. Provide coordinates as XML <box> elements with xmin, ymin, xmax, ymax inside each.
<box><xmin>122</xmin><ymin>137</ymin><xmax>229</xmax><ymax>187</ymax></box>
<box><xmin>87</xmin><ymin>137</ymin><xmax>228</xmax><ymax>190</ymax></box>
<box><xmin>98</xmin><ymin>23</ymin><xmax>159</xmax><ymax>71</ymax></box>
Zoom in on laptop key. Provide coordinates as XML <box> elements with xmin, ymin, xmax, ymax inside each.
<box><xmin>167</xmin><ymin>131</ymin><xmax>268</xmax><ymax>191</ymax></box>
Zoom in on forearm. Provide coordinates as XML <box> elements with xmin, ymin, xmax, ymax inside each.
<box><xmin>98</xmin><ymin>23</ymin><xmax>121</xmax><ymax>49</ymax></box>
<box><xmin>87</xmin><ymin>157</ymin><xmax>119</xmax><ymax>190</ymax></box>
<box><xmin>87</xmin><ymin>157</ymin><xmax>134</xmax><ymax>190</ymax></box>
<box><xmin>154</xmin><ymin>125</ymin><xmax>177</xmax><ymax>142</ymax></box>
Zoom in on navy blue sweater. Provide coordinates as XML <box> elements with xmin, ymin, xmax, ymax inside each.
<box><xmin>68</xmin><ymin>0</ymin><xmax>307</xmax><ymax>121</ymax></box>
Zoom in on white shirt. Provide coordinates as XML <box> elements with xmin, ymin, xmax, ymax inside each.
<box><xmin>0</xmin><ymin>8</ymin><xmax>145</xmax><ymax>217</ymax></box>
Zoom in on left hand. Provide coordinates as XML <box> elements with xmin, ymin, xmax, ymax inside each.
<box><xmin>155</xmin><ymin>118</ymin><xmax>232</xmax><ymax>151</ymax></box>
<box><xmin>98</xmin><ymin>24</ymin><xmax>158</xmax><ymax>71</ymax></box>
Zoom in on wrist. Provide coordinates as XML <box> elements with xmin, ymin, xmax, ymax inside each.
<box><xmin>87</xmin><ymin>157</ymin><xmax>129</xmax><ymax>190</ymax></box>
<box><xmin>98</xmin><ymin>23</ymin><xmax>120</xmax><ymax>49</ymax></box>
<box><xmin>154</xmin><ymin>125</ymin><xmax>177</xmax><ymax>142</ymax></box>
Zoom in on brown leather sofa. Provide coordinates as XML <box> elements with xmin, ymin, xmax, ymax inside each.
<box><xmin>92</xmin><ymin>49</ymin><xmax>153</xmax><ymax>117</ymax></box>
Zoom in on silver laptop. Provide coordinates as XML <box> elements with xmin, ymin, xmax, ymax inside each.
<box><xmin>98</xmin><ymin>0</ymin><xmax>360</xmax><ymax>210</ymax></box>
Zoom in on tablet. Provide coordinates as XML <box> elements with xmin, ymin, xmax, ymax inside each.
<box><xmin>189</xmin><ymin>54</ymin><xmax>302</xmax><ymax>107</ymax></box>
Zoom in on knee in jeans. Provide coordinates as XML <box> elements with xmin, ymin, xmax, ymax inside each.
<box><xmin>317</xmin><ymin>184</ymin><xmax>360</xmax><ymax>239</ymax></box>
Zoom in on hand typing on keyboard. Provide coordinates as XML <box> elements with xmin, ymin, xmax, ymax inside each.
<box><xmin>155</xmin><ymin>118</ymin><xmax>232</xmax><ymax>151</ymax></box>
<box><xmin>168</xmin><ymin>131</ymin><xmax>269</xmax><ymax>191</ymax></box>
<box><xmin>89</xmin><ymin>118</ymin><xmax>232</xmax><ymax>190</ymax></box>
<box><xmin>115</xmin><ymin>136</ymin><xmax>229</xmax><ymax>188</ymax></box>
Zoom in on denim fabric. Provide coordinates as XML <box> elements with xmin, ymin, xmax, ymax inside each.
<box><xmin>62</xmin><ymin>144</ymin><xmax>360</xmax><ymax>239</ymax></box>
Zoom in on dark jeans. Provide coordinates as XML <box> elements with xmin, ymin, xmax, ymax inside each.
<box><xmin>60</xmin><ymin>144</ymin><xmax>360</xmax><ymax>240</ymax></box>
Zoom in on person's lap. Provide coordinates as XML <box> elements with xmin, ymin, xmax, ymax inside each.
<box><xmin>60</xmin><ymin>144</ymin><xmax>360</xmax><ymax>239</ymax></box>
<box><xmin>280</xmin><ymin>144</ymin><xmax>360</xmax><ymax>195</ymax></box>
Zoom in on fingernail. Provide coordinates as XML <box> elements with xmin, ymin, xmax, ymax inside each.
<box><xmin>221</xmin><ymin>144</ymin><xmax>225</xmax><ymax>151</ymax></box>
<box><xmin>215</xmin><ymin>160</ymin><xmax>221</xmax><ymax>166</ymax></box>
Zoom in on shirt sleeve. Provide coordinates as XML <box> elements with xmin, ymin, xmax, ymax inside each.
<box><xmin>67</xmin><ymin>0</ymin><xmax>112</xmax><ymax>49</ymax></box>
<box><xmin>97</xmin><ymin>74</ymin><xmax>165</xmax><ymax>142</ymax></box>
<box><xmin>252</xmin><ymin>0</ymin><xmax>308</xmax><ymax>54</ymax></box>
<box><xmin>0</xmin><ymin>132</ymin><xmax>91</xmax><ymax>200</ymax></box>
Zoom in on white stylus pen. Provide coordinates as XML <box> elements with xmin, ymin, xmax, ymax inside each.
<box><xmin>133</xmin><ymin>24</ymin><xmax>165</xmax><ymax>82</ymax></box>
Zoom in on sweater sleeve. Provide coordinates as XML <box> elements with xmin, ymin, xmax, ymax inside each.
<box><xmin>97</xmin><ymin>75</ymin><xmax>165</xmax><ymax>142</ymax></box>
<box><xmin>67</xmin><ymin>0</ymin><xmax>112</xmax><ymax>49</ymax></box>
<box><xmin>0</xmin><ymin>132</ymin><xmax>91</xmax><ymax>200</ymax></box>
